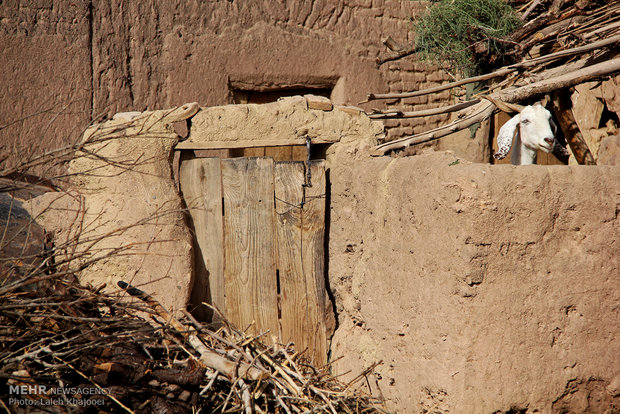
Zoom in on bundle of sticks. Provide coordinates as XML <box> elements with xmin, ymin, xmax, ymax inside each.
<box><xmin>368</xmin><ymin>0</ymin><xmax>620</xmax><ymax>155</ymax></box>
<box><xmin>0</xmin><ymin>272</ymin><xmax>386</xmax><ymax>413</ymax></box>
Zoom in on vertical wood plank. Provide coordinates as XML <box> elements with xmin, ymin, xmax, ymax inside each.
<box><xmin>275</xmin><ymin>161</ymin><xmax>328</xmax><ymax>364</ymax></box>
<box><xmin>222</xmin><ymin>157</ymin><xmax>279</xmax><ymax>338</ymax></box>
<box><xmin>493</xmin><ymin>112</ymin><xmax>513</xmax><ymax>165</ymax></box>
<box><xmin>302</xmin><ymin>160</ymin><xmax>329</xmax><ymax>364</ymax></box>
<box><xmin>179</xmin><ymin>158</ymin><xmax>225</xmax><ymax>321</ymax></box>
<box><xmin>274</xmin><ymin>162</ymin><xmax>306</xmax><ymax>353</ymax></box>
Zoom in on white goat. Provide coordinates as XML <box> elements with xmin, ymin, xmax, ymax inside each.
<box><xmin>493</xmin><ymin>103</ymin><xmax>569</xmax><ymax>165</ymax></box>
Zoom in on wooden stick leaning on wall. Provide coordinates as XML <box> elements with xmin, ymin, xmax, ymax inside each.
<box><xmin>373</xmin><ymin>101</ymin><xmax>495</xmax><ymax>154</ymax></box>
<box><xmin>369</xmin><ymin>99</ymin><xmax>481</xmax><ymax>119</ymax></box>
<box><xmin>492</xmin><ymin>57</ymin><xmax>620</xmax><ymax>104</ymax></box>
<box><xmin>550</xmin><ymin>90</ymin><xmax>597</xmax><ymax>165</ymax></box>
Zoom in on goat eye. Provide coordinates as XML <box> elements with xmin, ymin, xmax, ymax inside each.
<box><xmin>521</xmin><ymin>119</ymin><xmax>531</xmax><ymax>125</ymax></box>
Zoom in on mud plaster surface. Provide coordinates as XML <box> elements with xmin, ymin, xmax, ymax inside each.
<box><xmin>328</xmin><ymin>150</ymin><xmax>620</xmax><ymax>413</ymax></box>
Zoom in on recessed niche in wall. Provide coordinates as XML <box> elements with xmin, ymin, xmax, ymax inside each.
<box><xmin>231</xmin><ymin>87</ymin><xmax>332</xmax><ymax>104</ymax></box>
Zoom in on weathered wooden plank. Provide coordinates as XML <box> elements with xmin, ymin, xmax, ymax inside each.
<box><xmin>275</xmin><ymin>161</ymin><xmax>328</xmax><ymax>364</ymax></box>
<box><xmin>302</xmin><ymin>161</ymin><xmax>330</xmax><ymax>364</ymax></box>
<box><xmin>551</xmin><ymin>89</ymin><xmax>596</xmax><ymax>165</ymax></box>
<box><xmin>265</xmin><ymin>146</ymin><xmax>293</xmax><ymax>161</ymax></box>
<box><xmin>221</xmin><ymin>157</ymin><xmax>280</xmax><ymax>338</ymax></box>
<box><xmin>291</xmin><ymin>145</ymin><xmax>308</xmax><ymax>161</ymax></box>
<box><xmin>242</xmin><ymin>147</ymin><xmax>266</xmax><ymax>157</ymax></box>
<box><xmin>179</xmin><ymin>158</ymin><xmax>225</xmax><ymax>321</ymax></box>
<box><xmin>274</xmin><ymin>162</ymin><xmax>306</xmax><ymax>353</ymax></box>
<box><xmin>175</xmin><ymin>137</ymin><xmax>336</xmax><ymax>150</ymax></box>
<box><xmin>193</xmin><ymin>149</ymin><xmax>231</xmax><ymax>158</ymax></box>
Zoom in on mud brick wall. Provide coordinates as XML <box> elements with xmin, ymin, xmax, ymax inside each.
<box><xmin>0</xmin><ymin>0</ymin><xmax>456</xmax><ymax>173</ymax></box>
<box><xmin>382</xmin><ymin>59</ymin><xmax>453</xmax><ymax>142</ymax></box>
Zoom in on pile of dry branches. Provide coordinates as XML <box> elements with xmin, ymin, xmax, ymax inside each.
<box><xmin>369</xmin><ymin>0</ymin><xmax>620</xmax><ymax>155</ymax></box>
<box><xmin>0</xmin><ymin>269</ymin><xmax>385</xmax><ymax>413</ymax></box>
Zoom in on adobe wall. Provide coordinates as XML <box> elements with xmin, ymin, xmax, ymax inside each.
<box><xmin>27</xmin><ymin>104</ymin><xmax>200</xmax><ymax>312</ymax></box>
<box><xmin>26</xmin><ymin>97</ymin><xmax>384</xmax><ymax>314</ymax></box>
<box><xmin>328</xmin><ymin>150</ymin><xmax>620</xmax><ymax>412</ymax></box>
<box><xmin>0</xmin><ymin>1</ymin><xmax>451</xmax><ymax>173</ymax></box>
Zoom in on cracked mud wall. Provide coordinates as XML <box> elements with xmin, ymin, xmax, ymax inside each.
<box><xmin>328</xmin><ymin>150</ymin><xmax>620</xmax><ymax>412</ymax></box>
<box><xmin>1</xmin><ymin>1</ymin><xmax>453</xmax><ymax>173</ymax></box>
<box><xmin>27</xmin><ymin>104</ymin><xmax>198</xmax><ymax>313</ymax></box>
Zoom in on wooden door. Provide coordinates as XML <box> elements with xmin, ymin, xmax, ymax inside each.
<box><xmin>180</xmin><ymin>157</ymin><xmax>330</xmax><ymax>364</ymax></box>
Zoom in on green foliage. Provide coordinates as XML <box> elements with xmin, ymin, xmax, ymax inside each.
<box><xmin>414</xmin><ymin>0</ymin><xmax>521</xmax><ymax>76</ymax></box>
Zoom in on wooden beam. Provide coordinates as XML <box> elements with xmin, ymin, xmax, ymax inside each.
<box><xmin>365</xmin><ymin>34</ymin><xmax>620</xmax><ymax>102</ymax></box>
<box><xmin>176</xmin><ymin>138</ymin><xmax>336</xmax><ymax>150</ymax></box>
<box><xmin>375</xmin><ymin>57</ymin><xmax>620</xmax><ymax>154</ymax></box>
<box><xmin>265</xmin><ymin>146</ymin><xmax>293</xmax><ymax>161</ymax></box>
<box><xmin>550</xmin><ymin>89</ymin><xmax>596</xmax><ymax>165</ymax></box>
<box><xmin>494</xmin><ymin>57</ymin><xmax>620</xmax><ymax>104</ymax></box>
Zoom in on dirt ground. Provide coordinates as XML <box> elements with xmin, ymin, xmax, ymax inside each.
<box><xmin>327</xmin><ymin>150</ymin><xmax>620</xmax><ymax>413</ymax></box>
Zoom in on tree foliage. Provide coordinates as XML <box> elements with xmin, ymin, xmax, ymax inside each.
<box><xmin>414</xmin><ymin>0</ymin><xmax>522</xmax><ymax>76</ymax></box>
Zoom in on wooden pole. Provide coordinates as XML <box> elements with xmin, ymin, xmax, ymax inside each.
<box><xmin>550</xmin><ymin>89</ymin><xmax>597</xmax><ymax>165</ymax></box>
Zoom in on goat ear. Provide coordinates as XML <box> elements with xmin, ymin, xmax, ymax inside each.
<box><xmin>494</xmin><ymin>113</ymin><xmax>520</xmax><ymax>160</ymax></box>
<box><xmin>550</xmin><ymin>118</ymin><xmax>558</xmax><ymax>135</ymax></box>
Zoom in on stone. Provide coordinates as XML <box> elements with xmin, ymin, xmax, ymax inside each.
<box><xmin>112</xmin><ymin>112</ymin><xmax>143</xmax><ymax>121</ymax></box>
<box><xmin>607</xmin><ymin>376</ymin><xmax>620</xmax><ymax>397</ymax></box>
<box><xmin>464</xmin><ymin>269</ymin><xmax>484</xmax><ymax>286</ymax></box>
<box><xmin>305</xmin><ymin>94</ymin><xmax>333</xmax><ymax>111</ymax></box>
<box><xmin>336</xmin><ymin>105</ymin><xmax>364</xmax><ymax>116</ymax></box>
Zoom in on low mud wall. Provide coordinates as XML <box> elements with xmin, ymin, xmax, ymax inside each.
<box><xmin>328</xmin><ymin>151</ymin><xmax>620</xmax><ymax>412</ymax></box>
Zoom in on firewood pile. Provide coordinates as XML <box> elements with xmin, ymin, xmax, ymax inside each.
<box><xmin>0</xmin><ymin>242</ymin><xmax>385</xmax><ymax>413</ymax></box>
<box><xmin>369</xmin><ymin>0</ymin><xmax>620</xmax><ymax>155</ymax></box>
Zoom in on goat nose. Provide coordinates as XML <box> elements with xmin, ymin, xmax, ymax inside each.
<box><xmin>544</xmin><ymin>137</ymin><xmax>554</xmax><ymax>145</ymax></box>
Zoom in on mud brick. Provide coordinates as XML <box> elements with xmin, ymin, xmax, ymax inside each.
<box><xmin>305</xmin><ymin>95</ymin><xmax>333</xmax><ymax>111</ymax></box>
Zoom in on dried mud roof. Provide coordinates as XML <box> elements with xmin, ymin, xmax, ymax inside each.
<box><xmin>368</xmin><ymin>0</ymin><xmax>620</xmax><ymax>154</ymax></box>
